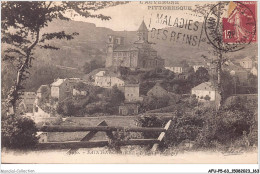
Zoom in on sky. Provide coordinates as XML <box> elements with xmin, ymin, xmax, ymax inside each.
<box><xmin>65</xmin><ymin>1</ymin><xmax>211</xmax><ymax>31</ymax></box>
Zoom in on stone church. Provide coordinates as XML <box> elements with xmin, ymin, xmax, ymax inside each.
<box><xmin>105</xmin><ymin>20</ymin><xmax>165</xmax><ymax>70</ymax></box>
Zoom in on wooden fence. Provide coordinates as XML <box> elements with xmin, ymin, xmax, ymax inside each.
<box><xmin>37</xmin><ymin>120</ymin><xmax>172</xmax><ymax>153</ymax></box>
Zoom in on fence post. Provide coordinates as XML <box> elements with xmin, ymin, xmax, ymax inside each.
<box><xmin>67</xmin><ymin>120</ymin><xmax>108</xmax><ymax>154</ymax></box>
<box><xmin>151</xmin><ymin>120</ymin><xmax>172</xmax><ymax>152</ymax></box>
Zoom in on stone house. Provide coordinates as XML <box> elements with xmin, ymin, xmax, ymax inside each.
<box><xmin>191</xmin><ymin>82</ymin><xmax>220</xmax><ymax>101</ymax></box>
<box><xmin>147</xmin><ymin>83</ymin><xmax>168</xmax><ymax>98</ymax></box>
<box><xmin>165</xmin><ymin>66</ymin><xmax>184</xmax><ymax>74</ymax></box>
<box><xmin>123</xmin><ymin>84</ymin><xmax>142</xmax><ymax>102</ymax></box>
<box><xmin>50</xmin><ymin>78</ymin><xmax>82</xmax><ymax>101</ymax></box>
<box><xmin>251</xmin><ymin>67</ymin><xmax>257</xmax><ymax>76</ymax></box>
<box><xmin>72</xmin><ymin>89</ymin><xmax>87</xmax><ymax>96</ymax></box>
<box><xmin>50</xmin><ymin>79</ymin><xmax>71</xmax><ymax>101</ymax></box>
<box><xmin>119</xmin><ymin>103</ymin><xmax>139</xmax><ymax>115</ymax></box>
<box><xmin>239</xmin><ymin>57</ymin><xmax>253</xmax><ymax>69</ymax></box>
<box><xmin>94</xmin><ymin>71</ymin><xmax>125</xmax><ymax>88</ymax></box>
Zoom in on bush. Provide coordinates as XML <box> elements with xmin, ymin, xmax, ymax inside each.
<box><xmin>204</xmin><ymin>95</ymin><xmax>211</xmax><ymax>101</ymax></box>
<box><xmin>2</xmin><ymin>115</ymin><xmax>38</xmax><ymax>149</ymax></box>
<box><xmin>141</xmin><ymin>95</ymin><xmax>170</xmax><ymax>111</ymax></box>
<box><xmin>195</xmin><ymin>100</ymin><xmax>255</xmax><ymax>148</ymax></box>
<box><xmin>57</xmin><ymin>100</ymin><xmax>75</xmax><ymax>116</ymax></box>
<box><xmin>165</xmin><ymin>115</ymin><xmax>204</xmax><ymax>147</ymax></box>
<box><xmin>136</xmin><ymin>115</ymin><xmax>163</xmax><ymax>139</ymax></box>
<box><xmin>108</xmin><ymin>129</ymin><xmax>130</xmax><ymax>153</ymax></box>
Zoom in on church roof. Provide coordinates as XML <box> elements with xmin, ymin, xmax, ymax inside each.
<box><xmin>114</xmin><ymin>45</ymin><xmax>132</xmax><ymax>51</ymax></box>
<box><xmin>138</xmin><ymin>20</ymin><xmax>148</xmax><ymax>31</ymax></box>
<box><xmin>114</xmin><ymin>45</ymin><xmax>139</xmax><ymax>51</ymax></box>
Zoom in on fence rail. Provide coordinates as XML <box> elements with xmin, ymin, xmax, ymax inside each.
<box><xmin>36</xmin><ymin>120</ymin><xmax>172</xmax><ymax>153</ymax></box>
<box><xmin>39</xmin><ymin>126</ymin><xmax>166</xmax><ymax>133</ymax></box>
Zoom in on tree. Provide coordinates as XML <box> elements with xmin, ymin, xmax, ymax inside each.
<box><xmin>248</xmin><ymin>74</ymin><xmax>257</xmax><ymax>88</ymax></box>
<box><xmin>204</xmin><ymin>95</ymin><xmax>211</xmax><ymax>101</ymax></box>
<box><xmin>188</xmin><ymin>67</ymin><xmax>210</xmax><ymax>87</ymax></box>
<box><xmin>136</xmin><ymin>115</ymin><xmax>163</xmax><ymax>139</ymax></box>
<box><xmin>2</xmin><ymin>115</ymin><xmax>38</xmax><ymax>149</ymax></box>
<box><xmin>57</xmin><ymin>100</ymin><xmax>75</xmax><ymax>117</ymax></box>
<box><xmin>83</xmin><ymin>59</ymin><xmax>104</xmax><ymax>74</ymax></box>
<box><xmin>117</xmin><ymin>66</ymin><xmax>131</xmax><ymax>77</ymax></box>
<box><xmin>2</xmin><ymin>1</ymin><xmax>128</xmax><ymax>116</ymax></box>
<box><xmin>109</xmin><ymin>85</ymin><xmax>125</xmax><ymax>105</ymax></box>
<box><xmin>192</xmin><ymin>2</ymin><xmax>230</xmax><ymax>105</ymax></box>
<box><xmin>221</xmin><ymin>71</ymin><xmax>236</xmax><ymax>100</ymax></box>
<box><xmin>142</xmin><ymin>95</ymin><xmax>170</xmax><ymax>111</ymax></box>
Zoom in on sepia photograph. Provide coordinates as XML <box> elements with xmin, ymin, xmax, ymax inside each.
<box><xmin>1</xmin><ymin>0</ymin><xmax>258</xmax><ymax>168</ymax></box>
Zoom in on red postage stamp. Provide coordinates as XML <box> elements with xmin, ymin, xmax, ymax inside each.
<box><xmin>222</xmin><ymin>1</ymin><xmax>257</xmax><ymax>44</ymax></box>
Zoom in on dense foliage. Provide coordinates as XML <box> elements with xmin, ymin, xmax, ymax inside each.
<box><xmin>136</xmin><ymin>115</ymin><xmax>163</xmax><ymax>139</ymax></box>
<box><xmin>2</xmin><ymin>114</ymin><xmax>38</xmax><ymax>149</ymax></box>
<box><xmin>56</xmin><ymin>85</ymin><xmax>125</xmax><ymax>116</ymax></box>
<box><xmin>83</xmin><ymin>59</ymin><xmax>104</xmax><ymax>74</ymax></box>
<box><xmin>137</xmin><ymin>96</ymin><xmax>257</xmax><ymax>150</ymax></box>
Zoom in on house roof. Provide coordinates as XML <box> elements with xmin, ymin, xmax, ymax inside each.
<box><xmin>150</xmin><ymin>82</ymin><xmax>168</xmax><ymax>92</ymax></box>
<box><xmin>119</xmin><ymin>103</ymin><xmax>139</xmax><ymax>108</ymax></box>
<box><xmin>192</xmin><ymin>82</ymin><xmax>216</xmax><ymax>91</ymax></box>
<box><xmin>95</xmin><ymin>71</ymin><xmax>106</xmax><ymax>77</ymax></box>
<box><xmin>240</xmin><ymin>57</ymin><xmax>253</xmax><ymax>62</ymax></box>
<box><xmin>125</xmin><ymin>83</ymin><xmax>139</xmax><ymax>87</ymax></box>
<box><xmin>105</xmin><ymin>71</ymin><xmax>120</xmax><ymax>77</ymax></box>
<box><xmin>51</xmin><ymin>79</ymin><xmax>66</xmax><ymax>87</ymax></box>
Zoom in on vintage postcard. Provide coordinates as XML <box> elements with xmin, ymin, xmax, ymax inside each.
<box><xmin>1</xmin><ymin>1</ymin><xmax>258</xmax><ymax>166</ymax></box>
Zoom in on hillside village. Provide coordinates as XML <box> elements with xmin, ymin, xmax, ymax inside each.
<box><xmin>18</xmin><ymin>21</ymin><xmax>258</xmax><ymax>124</ymax></box>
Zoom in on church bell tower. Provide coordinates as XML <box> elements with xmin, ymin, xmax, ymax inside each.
<box><xmin>137</xmin><ymin>20</ymin><xmax>148</xmax><ymax>42</ymax></box>
<box><xmin>105</xmin><ymin>35</ymin><xmax>124</xmax><ymax>67</ymax></box>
